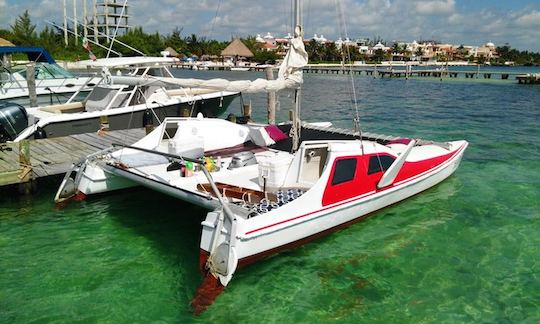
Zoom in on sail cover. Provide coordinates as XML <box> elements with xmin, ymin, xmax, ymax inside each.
<box><xmin>108</xmin><ymin>27</ymin><xmax>308</xmax><ymax>93</ymax></box>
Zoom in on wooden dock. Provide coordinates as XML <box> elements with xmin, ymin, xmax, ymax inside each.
<box><xmin>301</xmin><ymin>66</ymin><xmax>522</xmax><ymax>81</ymax></box>
<box><xmin>170</xmin><ymin>63</ymin><xmax>533</xmax><ymax>83</ymax></box>
<box><xmin>0</xmin><ymin>128</ymin><xmax>146</xmax><ymax>190</ymax></box>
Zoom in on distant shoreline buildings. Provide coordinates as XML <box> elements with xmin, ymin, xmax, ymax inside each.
<box><xmin>255</xmin><ymin>32</ymin><xmax>500</xmax><ymax>63</ymax></box>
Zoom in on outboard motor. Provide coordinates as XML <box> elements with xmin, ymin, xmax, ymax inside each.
<box><xmin>0</xmin><ymin>102</ymin><xmax>28</xmax><ymax>142</ymax></box>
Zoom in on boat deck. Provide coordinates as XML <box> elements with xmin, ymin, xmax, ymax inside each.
<box><xmin>0</xmin><ymin>129</ymin><xmax>146</xmax><ymax>189</ymax></box>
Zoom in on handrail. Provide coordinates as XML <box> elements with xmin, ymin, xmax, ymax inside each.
<box><xmin>111</xmin><ymin>143</ymin><xmax>236</xmax><ymax>222</ymax></box>
<box><xmin>66</xmin><ymin>74</ymin><xmax>102</xmax><ymax>103</ymax></box>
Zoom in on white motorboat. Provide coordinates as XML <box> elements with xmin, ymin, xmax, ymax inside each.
<box><xmin>230</xmin><ymin>67</ymin><xmax>250</xmax><ymax>72</ymax></box>
<box><xmin>8</xmin><ymin>85</ymin><xmax>237</xmax><ymax>142</ymax></box>
<box><xmin>0</xmin><ymin>56</ymin><xmax>239</xmax><ymax>142</ymax></box>
<box><xmin>0</xmin><ymin>46</ymin><xmax>99</xmax><ymax>106</ymax></box>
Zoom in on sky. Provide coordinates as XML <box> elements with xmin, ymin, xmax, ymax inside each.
<box><xmin>1</xmin><ymin>0</ymin><xmax>540</xmax><ymax>51</ymax></box>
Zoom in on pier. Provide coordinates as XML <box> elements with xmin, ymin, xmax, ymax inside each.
<box><xmin>516</xmin><ymin>74</ymin><xmax>540</xmax><ymax>84</ymax></box>
<box><xmin>0</xmin><ymin>129</ymin><xmax>146</xmax><ymax>191</ymax></box>
<box><xmin>169</xmin><ymin>63</ymin><xmax>535</xmax><ymax>83</ymax></box>
<box><xmin>301</xmin><ymin>65</ymin><xmax>523</xmax><ymax>81</ymax></box>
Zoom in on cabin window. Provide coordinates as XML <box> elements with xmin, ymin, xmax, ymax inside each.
<box><xmin>331</xmin><ymin>158</ymin><xmax>357</xmax><ymax>185</ymax></box>
<box><xmin>368</xmin><ymin>155</ymin><xmax>395</xmax><ymax>174</ymax></box>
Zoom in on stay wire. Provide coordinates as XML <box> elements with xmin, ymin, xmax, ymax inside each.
<box><xmin>334</xmin><ymin>0</ymin><xmax>362</xmax><ymax>144</ymax></box>
<box><xmin>206</xmin><ymin>0</ymin><xmax>223</xmax><ymax>40</ymax></box>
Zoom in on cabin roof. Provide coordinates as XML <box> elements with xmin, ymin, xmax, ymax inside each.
<box><xmin>0</xmin><ymin>46</ymin><xmax>55</xmax><ymax>64</ymax></box>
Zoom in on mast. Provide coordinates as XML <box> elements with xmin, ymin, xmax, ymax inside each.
<box><xmin>73</xmin><ymin>0</ymin><xmax>78</xmax><ymax>44</ymax></box>
<box><xmin>292</xmin><ymin>0</ymin><xmax>302</xmax><ymax>152</ymax></box>
<box><xmin>83</xmin><ymin>0</ymin><xmax>88</xmax><ymax>38</ymax></box>
<box><xmin>63</xmin><ymin>0</ymin><xmax>68</xmax><ymax>46</ymax></box>
<box><xmin>92</xmin><ymin>0</ymin><xmax>98</xmax><ymax>44</ymax></box>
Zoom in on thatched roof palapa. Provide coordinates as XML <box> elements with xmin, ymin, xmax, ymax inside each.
<box><xmin>162</xmin><ymin>47</ymin><xmax>179</xmax><ymax>57</ymax></box>
<box><xmin>221</xmin><ymin>39</ymin><xmax>254</xmax><ymax>58</ymax></box>
<box><xmin>0</xmin><ymin>38</ymin><xmax>15</xmax><ymax>47</ymax></box>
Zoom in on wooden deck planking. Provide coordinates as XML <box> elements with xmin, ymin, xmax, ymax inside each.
<box><xmin>0</xmin><ymin>128</ymin><xmax>147</xmax><ymax>188</ymax></box>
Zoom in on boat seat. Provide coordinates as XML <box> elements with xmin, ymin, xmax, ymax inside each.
<box><xmin>204</xmin><ymin>141</ymin><xmax>267</xmax><ymax>158</ymax></box>
<box><xmin>84</xmin><ymin>86</ymin><xmax>129</xmax><ymax>112</ymax></box>
<box><xmin>39</xmin><ymin>102</ymin><xmax>85</xmax><ymax>114</ymax></box>
<box><xmin>0</xmin><ymin>71</ymin><xmax>10</xmax><ymax>82</ymax></box>
<box><xmin>197</xmin><ymin>182</ymin><xmax>276</xmax><ymax>203</ymax></box>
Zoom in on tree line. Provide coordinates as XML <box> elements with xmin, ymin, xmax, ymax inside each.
<box><xmin>0</xmin><ymin>11</ymin><xmax>278</xmax><ymax>63</ymax></box>
<box><xmin>1</xmin><ymin>11</ymin><xmax>539</xmax><ymax>65</ymax></box>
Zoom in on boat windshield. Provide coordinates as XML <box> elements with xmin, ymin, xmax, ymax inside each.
<box><xmin>12</xmin><ymin>63</ymin><xmax>75</xmax><ymax>80</ymax></box>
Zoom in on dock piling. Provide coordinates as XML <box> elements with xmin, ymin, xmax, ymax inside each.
<box><xmin>26</xmin><ymin>63</ymin><xmax>38</xmax><ymax>107</ymax></box>
<box><xmin>266</xmin><ymin>67</ymin><xmax>276</xmax><ymax>124</ymax></box>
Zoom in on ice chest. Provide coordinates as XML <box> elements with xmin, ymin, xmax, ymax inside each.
<box><xmin>258</xmin><ymin>152</ymin><xmax>294</xmax><ymax>191</ymax></box>
<box><xmin>168</xmin><ymin>135</ymin><xmax>204</xmax><ymax>159</ymax></box>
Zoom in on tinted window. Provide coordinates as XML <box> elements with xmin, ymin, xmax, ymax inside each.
<box><xmin>331</xmin><ymin>158</ymin><xmax>357</xmax><ymax>185</ymax></box>
<box><xmin>368</xmin><ymin>155</ymin><xmax>395</xmax><ymax>174</ymax></box>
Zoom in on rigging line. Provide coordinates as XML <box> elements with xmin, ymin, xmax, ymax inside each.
<box><xmin>305</xmin><ymin>0</ymin><xmax>312</xmax><ymax>38</ymax></box>
<box><xmin>334</xmin><ymin>0</ymin><xmax>361</xmax><ymax>141</ymax></box>
<box><xmin>280</xmin><ymin>0</ymin><xmax>288</xmax><ymax>37</ymax></box>
<box><xmin>290</xmin><ymin>0</ymin><xmax>295</xmax><ymax>32</ymax></box>
<box><xmin>106</xmin><ymin>0</ymin><xmax>129</xmax><ymax>59</ymax></box>
<box><xmin>206</xmin><ymin>0</ymin><xmax>223</xmax><ymax>41</ymax></box>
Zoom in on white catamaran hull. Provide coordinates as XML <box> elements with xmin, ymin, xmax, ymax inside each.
<box><xmin>204</xmin><ymin>142</ymin><xmax>467</xmax><ymax>264</ymax></box>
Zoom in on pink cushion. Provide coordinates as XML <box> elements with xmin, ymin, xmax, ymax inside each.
<box><xmin>387</xmin><ymin>138</ymin><xmax>412</xmax><ymax>145</ymax></box>
<box><xmin>264</xmin><ymin>125</ymin><xmax>289</xmax><ymax>142</ymax></box>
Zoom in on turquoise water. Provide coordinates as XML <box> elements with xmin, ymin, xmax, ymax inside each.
<box><xmin>1</xmin><ymin>70</ymin><xmax>539</xmax><ymax>322</ymax></box>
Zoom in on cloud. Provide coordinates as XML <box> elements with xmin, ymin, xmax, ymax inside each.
<box><xmin>414</xmin><ymin>0</ymin><xmax>456</xmax><ymax>15</ymax></box>
<box><xmin>0</xmin><ymin>0</ymin><xmax>539</xmax><ymax>52</ymax></box>
<box><xmin>0</xmin><ymin>0</ymin><xmax>7</xmax><ymax>27</ymax></box>
<box><xmin>514</xmin><ymin>10</ymin><xmax>540</xmax><ymax>27</ymax></box>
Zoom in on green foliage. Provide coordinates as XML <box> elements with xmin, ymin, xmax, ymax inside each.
<box><xmin>496</xmin><ymin>45</ymin><xmax>540</xmax><ymax>65</ymax></box>
<box><xmin>109</xmin><ymin>27</ymin><xmax>164</xmax><ymax>56</ymax></box>
<box><xmin>0</xmin><ymin>29</ymin><xmax>13</xmax><ymax>41</ymax></box>
<box><xmin>10</xmin><ymin>10</ymin><xmax>37</xmax><ymax>46</ymax></box>
<box><xmin>305</xmin><ymin>40</ymin><xmax>342</xmax><ymax>63</ymax></box>
<box><xmin>163</xmin><ymin>27</ymin><xmax>187</xmax><ymax>54</ymax></box>
<box><xmin>241</xmin><ymin>36</ymin><xmax>278</xmax><ymax>63</ymax></box>
<box><xmin>372</xmin><ymin>49</ymin><xmax>385</xmax><ymax>63</ymax></box>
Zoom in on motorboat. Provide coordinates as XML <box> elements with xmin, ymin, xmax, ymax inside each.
<box><xmin>0</xmin><ymin>46</ymin><xmax>99</xmax><ymax>106</ymax></box>
<box><xmin>0</xmin><ymin>57</ymin><xmax>239</xmax><ymax>142</ymax></box>
<box><xmin>8</xmin><ymin>86</ymin><xmax>238</xmax><ymax>142</ymax></box>
<box><xmin>230</xmin><ymin>67</ymin><xmax>250</xmax><ymax>72</ymax></box>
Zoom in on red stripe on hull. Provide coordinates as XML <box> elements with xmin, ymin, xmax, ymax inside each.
<box><xmin>246</xmin><ymin>143</ymin><xmax>465</xmax><ymax>236</ymax></box>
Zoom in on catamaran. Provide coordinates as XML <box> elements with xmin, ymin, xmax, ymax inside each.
<box><xmin>54</xmin><ymin>14</ymin><xmax>468</xmax><ymax>313</ymax></box>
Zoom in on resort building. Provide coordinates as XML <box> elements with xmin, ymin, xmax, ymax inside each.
<box><xmin>254</xmin><ymin>31</ymin><xmax>499</xmax><ymax>63</ymax></box>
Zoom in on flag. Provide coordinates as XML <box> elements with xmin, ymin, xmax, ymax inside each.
<box><xmin>81</xmin><ymin>37</ymin><xmax>90</xmax><ymax>51</ymax></box>
<box><xmin>81</xmin><ymin>37</ymin><xmax>97</xmax><ymax>61</ymax></box>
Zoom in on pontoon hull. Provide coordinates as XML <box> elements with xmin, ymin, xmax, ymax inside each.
<box><xmin>201</xmin><ymin>142</ymin><xmax>467</xmax><ymax>265</ymax></box>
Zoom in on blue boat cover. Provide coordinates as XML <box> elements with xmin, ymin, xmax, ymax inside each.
<box><xmin>0</xmin><ymin>46</ymin><xmax>56</xmax><ymax>64</ymax></box>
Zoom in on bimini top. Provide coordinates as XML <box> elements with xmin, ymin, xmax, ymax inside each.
<box><xmin>0</xmin><ymin>46</ymin><xmax>56</xmax><ymax>64</ymax></box>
